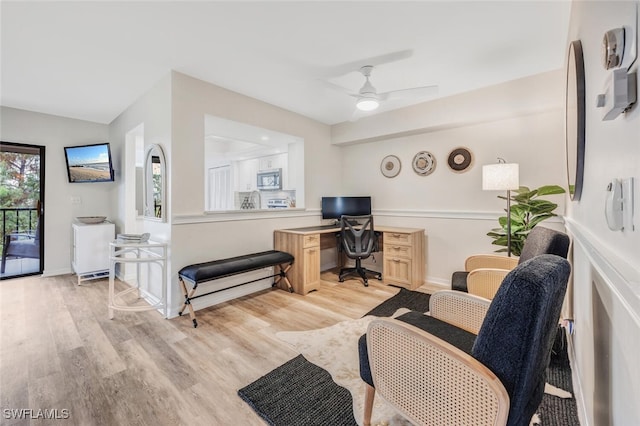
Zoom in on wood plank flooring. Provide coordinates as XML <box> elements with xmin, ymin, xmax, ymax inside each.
<box><xmin>0</xmin><ymin>271</ymin><xmax>434</xmax><ymax>425</ymax></box>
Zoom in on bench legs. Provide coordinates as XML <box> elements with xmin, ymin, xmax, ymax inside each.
<box><xmin>179</xmin><ymin>260</ymin><xmax>295</xmax><ymax>328</ymax></box>
<box><xmin>272</xmin><ymin>262</ymin><xmax>294</xmax><ymax>293</ymax></box>
<box><xmin>178</xmin><ymin>277</ymin><xmax>198</xmax><ymax>328</ymax></box>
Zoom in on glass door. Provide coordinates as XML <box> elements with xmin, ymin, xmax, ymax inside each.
<box><xmin>0</xmin><ymin>141</ymin><xmax>45</xmax><ymax>279</ymax></box>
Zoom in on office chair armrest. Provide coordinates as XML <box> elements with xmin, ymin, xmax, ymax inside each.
<box><xmin>465</xmin><ymin>254</ymin><xmax>518</xmax><ymax>272</ymax></box>
<box><xmin>429</xmin><ymin>290</ymin><xmax>490</xmax><ymax>335</ymax></box>
<box><xmin>366</xmin><ymin>318</ymin><xmax>509</xmax><ymax>426</ymax></box>
<box><xmin>467</xmin><ymin>268</ymin><xmax>511</xmax><ymax>300</ymax></box>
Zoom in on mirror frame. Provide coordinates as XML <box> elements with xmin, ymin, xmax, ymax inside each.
<box><xmin>565</xmin><ymin>40</ymin><xmax>586</xmax><ymax>201</ymax></box>
<box><xmin>143</xmin><ymin>144</ymin><xmax>167</xmax><ymax>222</ymax></box>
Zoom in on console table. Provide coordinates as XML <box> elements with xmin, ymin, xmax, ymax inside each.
<box><xmin>108</xmin><ymin>240</ymin><xmax>168</xmax><ymax>319</ymax></box>
<box><xmin>274</xmin><ymin>225</ymin><xmax>425</xmax><ymax>294</ymax></box>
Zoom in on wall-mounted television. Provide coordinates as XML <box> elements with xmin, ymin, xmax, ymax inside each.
<box><xmin>64</xmin><ymin>143</ymin><xmax>114</xmax><ymax>183</ymax></box>
<box><xmin>321</xmin><ymin>196</ymin><xmax>372</xmax><ymax>220</ymax></box>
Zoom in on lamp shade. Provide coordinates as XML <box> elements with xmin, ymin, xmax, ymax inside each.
<box><xmin>482</xmin><ymin>163</ymin><xmax>519</xmax><ymax>190</ymax></box>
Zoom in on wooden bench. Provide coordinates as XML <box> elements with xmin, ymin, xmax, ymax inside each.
<box><xmin>178</xmin><ymin>250</ymin><xmax>294</xmax><ymax>327</ymax></box>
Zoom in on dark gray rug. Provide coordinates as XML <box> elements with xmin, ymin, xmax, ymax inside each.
<box><xmin>238</xmin><ymin>355</ymin><xmax>357</xmax><ymax>426</ymax></box>
<box><xmin>364</xmin><ymin>287</ymin><xmax>431</xmax><ymax>317</ymax></box>
<box><xmin>239</xmin><ymin>289</ymin><xmax>580</xmax><ymax>425</ymax></box>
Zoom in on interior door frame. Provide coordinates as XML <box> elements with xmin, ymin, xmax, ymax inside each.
<box><xmin>0</xmin><ymin>141</ymin><xmax>45</xmax><ymax>278</ymax></box>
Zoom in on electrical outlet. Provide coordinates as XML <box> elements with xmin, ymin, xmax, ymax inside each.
<box><xmin>71</xmin><ymin>196</ymin><xmax>81</xmax><ymax>205</ymax></box>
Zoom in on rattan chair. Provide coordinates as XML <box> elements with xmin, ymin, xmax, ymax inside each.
<box><xmin>451</xmin><ymin>226</ymin><xmax>570</xmax><ymax>299</ymax></box>
<box><xmin>359</xmin><ymin>254</ymin><xmax>571</xmax><ymax>426</ymax></box>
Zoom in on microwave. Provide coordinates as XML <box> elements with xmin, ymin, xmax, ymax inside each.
<box><xmin>257</xmin><ymin>169</ymin><xmax>282</xmax><ymax>190</ymax></box>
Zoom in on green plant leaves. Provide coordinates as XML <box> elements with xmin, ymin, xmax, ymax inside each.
<box><xmin>486</xmin><ymin>184</ymin><xmax>566</xmax><ymax>256</ymax></box>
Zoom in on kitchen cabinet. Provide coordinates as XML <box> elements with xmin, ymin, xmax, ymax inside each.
<box><xmin>259</xmin><ymin>153</ymin><xmax>286</xmax><ymax>171</ymax></box>
<box><xmin>234</xmin><ymin>158</ymin><xmax>259</xmax><ymax>191</ymax></box>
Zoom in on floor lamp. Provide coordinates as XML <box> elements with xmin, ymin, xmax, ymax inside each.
<box><xmin>483</xmin><ymin>159</ymin><xmax>520</xmax><ymax>257</ymax></box>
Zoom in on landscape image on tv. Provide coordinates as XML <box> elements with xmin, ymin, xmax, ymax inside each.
<box><xmin>65</xmin><ymin>143</ymin><xmax>114</xmax><ymax>182</ymax></box>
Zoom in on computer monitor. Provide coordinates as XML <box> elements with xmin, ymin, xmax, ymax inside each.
<box><xmin>321</xmin><ymin>196</ymin><xmax>372</xmax><ymax>220</ymax></box>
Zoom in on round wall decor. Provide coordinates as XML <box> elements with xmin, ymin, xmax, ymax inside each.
<box><xmin>412</xmin><ymin>151</ymin><xmax>436</xmax><ymax>176</ymax></box>
<box><xmin>447</xmin><ymin>147</ymin><xmax>473</xmax><ymax>173</ymax></box>
<box><xmin>380</xmin><ymin>155</ymin><xmax>401</xmax><ymax>178</ymax></box>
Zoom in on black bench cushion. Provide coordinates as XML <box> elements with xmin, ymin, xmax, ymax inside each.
<box><xmin>179</xmin><ymin>250</ymin><xmax>294</xmax><ymax>284</ymax></box>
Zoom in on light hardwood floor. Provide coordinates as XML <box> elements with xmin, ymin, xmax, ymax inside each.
<box><xmin>0</xmin><ymin>271</ymin><xmax>435</xmax><ymax>425</ymax></box>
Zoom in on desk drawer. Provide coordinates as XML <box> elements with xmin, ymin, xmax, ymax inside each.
<box><xmin>384</xmin><ymin>244</ymin><xmax>412</xmax><ymax>259</ymax></box>
<box><xmin>384</xmin><ymin>232</ymin><xmax>412</xmax><ymax>246</ymax></box>
<box><xmin>303</xmin><ymin>234</ymin><xmax>320</xmax><ymax>248</ymax></box>
<box><xmin>383</xmin><ymin>257</ymin><xmax>413</xmax><ymax>288</ymax></box>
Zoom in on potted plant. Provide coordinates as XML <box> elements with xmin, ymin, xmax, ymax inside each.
<box><xmin>487</xmin><ymin>185</ymin><xmax>566</xmax><ymax>256</ymax></box>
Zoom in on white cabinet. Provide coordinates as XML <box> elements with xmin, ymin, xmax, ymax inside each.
<box><xmin>259</xmin><ymin>153</ymin><xmax>286</xmax><ymax>171</ymax></box>
<box><xmin>234</xmin><ymin>158</ymin><xmax>259</xmax><ymax>191</ymax></box>
<box><xmin>72</xmin><ymin>221</ymin><xmax>115</xmax><ymax>284</ymax></box>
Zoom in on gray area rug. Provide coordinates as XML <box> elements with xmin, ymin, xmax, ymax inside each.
<box><xmin>239</xmin><ymin>288</ymin><xmax>580</xmax><ymax>425</ymax></box>
<box><xmin>238</xmin><ymin>354</ymin><xmax>357</xmax><ymax>426</ymax></box>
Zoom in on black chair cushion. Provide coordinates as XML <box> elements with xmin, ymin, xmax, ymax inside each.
<box><xmin>518</xmin><ymin>227</ymin><xmax>570</xmax><ymax>264</ymax></box>
<box><xmin>472</xmin><ymin>254</ymin><xmax>570</xmax><ymax>426</ymax></box>
<box><xmin>451</xmin><ymin>271</ymin><xmax>470</xmax><ymax>292</ymax></box>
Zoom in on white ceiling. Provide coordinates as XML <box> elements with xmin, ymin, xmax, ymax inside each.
<box><xmin>1</xmin><ymin>1</ymin><xmax>571</xmax><ymax>126</ymax></box>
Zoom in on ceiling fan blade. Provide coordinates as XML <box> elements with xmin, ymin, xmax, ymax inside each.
<box><xmin>321</xmin><ymin>49</ymin><xmax>414</xmax><ymax>78</ymax></box>
<box><xmin>378</xmin><ymin>85</ymin><xmax>439</xmax><ymax>101</ymax></box>
<box><xmin>318</xmin><ymin>79</ymin><xmax>358</xmax><ymax>96</ymax></box>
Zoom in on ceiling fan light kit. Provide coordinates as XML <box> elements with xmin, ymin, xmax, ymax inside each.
<box><xmin>356</xmin><ymin>94</ymin><xmax>380</xmax><ymax>111</ymax></box>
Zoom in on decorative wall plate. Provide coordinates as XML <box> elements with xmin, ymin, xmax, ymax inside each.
<box><xmin>447</xmin><ymin>147</ymin><xmax>474</xmax><ymax>173</ymax></box>
<box><xmin>412</xmin><ymin>151</ymin><xmax>436</xmax><ymax>176</ymax></box>
<box><xmin>380</xmin><ymin>155</ymin><xmax>401</xmax><ymax>178</ymax></box>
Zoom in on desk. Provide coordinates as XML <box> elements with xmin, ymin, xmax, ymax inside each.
<box><xmin>108</xmin><ymin>240</ymin><xmax>168</xmax><ymax>319</ymax></box>
<box><xmin>274</xmin><ymin>225</ymin><xmax>425</xmax><ymax>294</ymax></box>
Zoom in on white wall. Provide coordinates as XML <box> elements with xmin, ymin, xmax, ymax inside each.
<box><xmin>0</xmin><ymin>106</ymin><xmax>111</xmax><ymax>276</ymax></box>
<box><xmin>337</xmin><ymin>72</ymin><xmax>567</xmax><ymax>284</ymax></box>
<box><xmin>106</xmin><ymin>71</ymin><xmax>339</xmax><ymax>315</ymax></box>
<box><xmin>564</xmin><ymin>2</ymin><xmax>640</xmax><ymax>424</ymax></box>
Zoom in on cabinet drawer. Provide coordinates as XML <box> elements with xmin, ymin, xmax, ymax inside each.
<box><xmin>303</xmin><ymin>234</ymin><xmax>320</xmax><ymax>248</ymax></box>
<box><xmin>384</xmin><ymin>232</ymin><xmax>412</xmax><ymax>246</ymax></box>
<box><xmin>384</xmin><ymin>244</ymin><xmax>412</xmax><ymax>259</ymax></box>
<box><xmin>383</xmin><ymin>257</ymin><xmax>413</xmax><ymax>287</ymax></box>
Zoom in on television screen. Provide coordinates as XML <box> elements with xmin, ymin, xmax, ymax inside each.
<box><xmin>64</xmin><ymin>143</ymin><xmax>114</xmax><ymax>183</ymax></box>
<box><xmin>321</xmin><ymin>196</ymin><xmax>372</xmax><ymax>220</ymax></box>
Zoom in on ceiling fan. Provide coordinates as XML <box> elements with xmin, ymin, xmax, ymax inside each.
<box><xmin>351</xmin><ymin>65</ymin><xmax>438</xmax><ymax>112</ymax></box>
<box><xmin>325</xmin><ymin>64</ymin><xmax>438</xmax><ymax>118</ymax></box>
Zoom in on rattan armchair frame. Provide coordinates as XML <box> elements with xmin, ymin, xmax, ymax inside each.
<box><xmin>365</xmin><ymin>318</ymin><xmax>509</xmax><ymax>426</ymax></box>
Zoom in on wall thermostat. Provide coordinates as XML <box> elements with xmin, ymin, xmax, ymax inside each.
<box><xmin>602</xmin><ymin>28</ymin><xmax>625</xmax><ymax>69</ymax></box>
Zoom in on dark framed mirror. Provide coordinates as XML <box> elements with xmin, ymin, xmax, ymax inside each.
<box><xmin>565</xmin><ymin>40</ymin><xmax>586</xmax><ymax>201</ymax></box>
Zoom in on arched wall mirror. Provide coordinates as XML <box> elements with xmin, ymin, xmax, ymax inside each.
<box><xmin>565</xmin><ymin>40</ymin><xmax>586</xmax><ymax>201</ymax></box>
<box><xmin>144</xmin><ymin>144</ymin><xmax>166</xmax><ymax>222</ymax></box>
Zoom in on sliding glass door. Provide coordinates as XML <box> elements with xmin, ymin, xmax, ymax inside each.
<box><xmin>0</xmin><ymin>141</ymin><xmax>45</xmax><ymax>279</ymax></box>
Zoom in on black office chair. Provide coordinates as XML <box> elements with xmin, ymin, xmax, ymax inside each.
<box><xmin>338</xmin><ymin>215</ymin><xmax>382</xmax><ymax>286</ymax></box>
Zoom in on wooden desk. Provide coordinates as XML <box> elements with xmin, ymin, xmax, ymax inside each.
<box><xmin>274</xmin><ymin>225</ymin><xmax>425</xmax><ymax>294</ymax></box>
